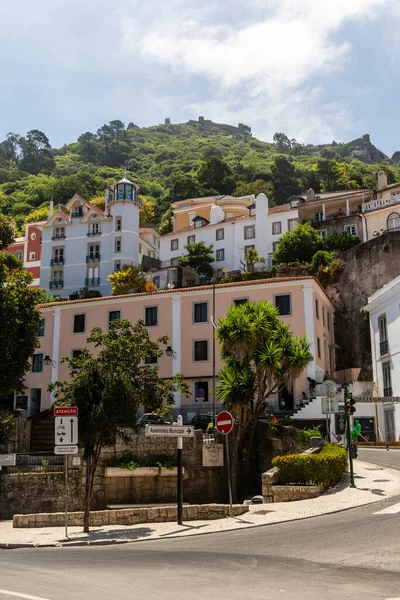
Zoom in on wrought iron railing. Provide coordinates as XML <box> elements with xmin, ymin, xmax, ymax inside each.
<box><xmin>85</xmin><ymin>277</ymin><xmax>100</xmax><ymax>286</ymax></box>
<box><xmin>86</xmin><ymin>255</ymin><xmax>101</xmax><ymax>262</ymax></box>
<box><xmin>49</xmin><ymin>280</ymin><xmax>64</xmax><ymax>289</ymax></box>
<box><xmin>50</xmin><ymin>258</ymin><xmax>64</xmax><ymax>266</ymax></box>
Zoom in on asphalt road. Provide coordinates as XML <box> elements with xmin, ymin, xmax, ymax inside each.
<box><xmin>358</xmin><ymin>447</ymin><xmax>400</xmax><ymax>471</ymax></box>
<box><xmin>1</xmin><ymin>495</ymin><xmax>400</xmax><ymax>600</ymax></box>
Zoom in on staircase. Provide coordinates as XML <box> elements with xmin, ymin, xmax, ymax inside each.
<box><xmin>29</xmin><ymin>410</ymin><xmax>55</xmax><ymax>453</ymax></box>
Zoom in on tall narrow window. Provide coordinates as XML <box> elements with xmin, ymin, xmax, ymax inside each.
<box><xmin>194</xmin><ymin>340</ymin><xmax>208</xmax><ymax>362</ymax></box>
<box><xmin>171</xmin><ymin>239</ymin><xmax>179</xmax><ymax>251</ymax></box>
<box><xmin>272</xmin><ymin>222</ymin><xmax>282</xmax><ymax>235</ymax></box>
<box><xmin>317</xmin><ymin>337</ymin><xmax>321</xmax><ymax>359</ymax></box>
<box><xmin>378</xmin><ymin>314</ymin><xmax>388</xmax><ymax>356</ymax></box>
<box><xmin>315</xmin><ymin>299</ymin><xmax>319</xmax><ymax>319</ymax></box>
<box><xmin>73</xmin><ymin>314</ymin><xmax>86</xmax><ymax>333</ymax></box>
<box><xmin>194</xmin><ymin>302</ymin><xmax>208</xmax><ymax>323</ymax></box>
<box><xmin>145</xmin><ymin>306</ymin><xmax>158</xmax><ymax>327</ymax></box>
<box><xmin>382</xmin><ymin>362</ymin><xmax>392</xmax><ymax>397</ymax></box>
<box><xmin>275</xmin><ymin>295</ymin><xmax>291</xmax><ymax>316</ymax></box>
<box><xmin>32</xmin><ymin>354</ymin><xmax>43</xmax><ymax>372</ymax></box>
<box><xmin>216</xmin><ymin>249</ymin><xmax>225</xmax><ymax>261</ymax></box>
<box><xmin>37</xmin><ymin>319</ymin><xmax>45</xmax><ymax>337</ymax></box>
<box><xmin>115</xmin><ymin>238</ymin><xmax>121</xmax><ymax>253</ymax></box>
<box><xmin>244</xmin><ymin>225</ymin><xmax>255</xmax><ymax>240</ymax></box>
<box><xmin>116</xmin><ymin>217</ymin><xmax>122</xmax><ymax>231</ymax></box>
<box><xmin>216</xmin><ymin>229</ymin><xmax>224</xmax><ymax>241</ymax></box>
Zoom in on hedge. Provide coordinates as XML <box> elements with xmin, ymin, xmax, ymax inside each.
<box><xmin>271</xmin><ymin>444</ymin><xmax>347</xmax><ymax>487</ymax></box>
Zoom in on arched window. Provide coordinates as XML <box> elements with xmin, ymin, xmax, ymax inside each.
<box><xmin>15</xmin><ymin>250</ymin><xmax>22</xmax><ymax>261</ymax></box>
<box><xmin>387</xmin><ymin>212</ymin><xmax>400</xmax><ymax>231</ymax></box>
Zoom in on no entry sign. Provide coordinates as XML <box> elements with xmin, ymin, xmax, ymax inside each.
<box><xmin>216</xmin><ymin>411</ymin><xmax>234</xmax><ymax>435</ymax></box>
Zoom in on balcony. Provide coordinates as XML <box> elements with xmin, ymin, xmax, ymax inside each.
<box><xmin>380</xmin><ymin>340</ymin><xmax>389</xmax><ymax>356</ymax></box>
<box><xmin>86</xmin><ymin>254</ymin><xmax>101</xmax><ymax>263</ymax></box>
<box><xmin>51</xmin><ymin>234</ymin><xmax>66</xmax><ymax>240</ymax></box>
<box><xmin>50</xmin><ymin>258</ymin><xmax>64</xmax><ymax>266</ymax></box>
<box><xmin>71</xmin><ymin>210</ymin><xmax>83</xmax><ymax>218</ymax></box>
<box><xmin>87</xmin><ymin>231</ymin><xmax>102</xmax><ymax>236</ymax></box>
<box><xmin>384</xmin><ymin>386</ymin><xmax>393</xmax><ymax>397</ymax></box>
<box><xmin>85</xmin><ymin>278</ymin><xmax>100</xmax><ymax>286</ymax></box>
<box><xmin>49</xmin><ymin>281</ymin><xmax>64</xmax><ymax>289</ymax></box>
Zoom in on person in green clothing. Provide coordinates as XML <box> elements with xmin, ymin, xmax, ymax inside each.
<box><xmin>351</xmin><ymin>420</ymin><xmax>362</xmax><ymax>441</ymax></box>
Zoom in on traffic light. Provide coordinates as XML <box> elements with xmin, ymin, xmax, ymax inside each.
<box><xmin>345</xmin><ymin>393</ymin><xmax>356</xmax><ymax>415</ymax></box>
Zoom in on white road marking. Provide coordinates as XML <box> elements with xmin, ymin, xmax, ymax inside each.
<box><xmin>0</xmin><ymin>590</ymin><xmax>52</xmax><ymax>600</ymax></box>
<box><xmin>373</xmin><ymin>502</ymin><xmax>400</xmax><ymax>515</ymax></box>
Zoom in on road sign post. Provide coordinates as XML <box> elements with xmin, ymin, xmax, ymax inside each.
<box><xmin>54</xmin><ymin>406</ymin><xmax>79</xmax><ymax>539</ymax></box>
<box><xmin>177</xmin><ymin>415</ymin><xmax>183</xmax><ymax>526</ymax></box>
<box><xmin>216</xmin><ymin>411</ymin><xmax>234</xmax><ymax>514</ymax></box>
<box><xmin>146</xmin><ymin>417</ymin><xmax>193</xmax><ymax>525</ymax></box>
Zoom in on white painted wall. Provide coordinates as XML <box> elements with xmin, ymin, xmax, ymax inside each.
<box><xmin>367</xmin><ymin>276</ymin><xmax>400</xmax><ymax>440</ymax></box>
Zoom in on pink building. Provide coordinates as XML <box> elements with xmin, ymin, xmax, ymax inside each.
<box><xmin>21</xmin><ymin>276</ymin><xmax>335</xmax><ymax>420</ymax></box>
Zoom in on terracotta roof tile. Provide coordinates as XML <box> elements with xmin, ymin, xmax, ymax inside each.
<box><xmin>39</xmin><ymin>275</ymin><xmax>334</xmax><ymax>309</ymax></box>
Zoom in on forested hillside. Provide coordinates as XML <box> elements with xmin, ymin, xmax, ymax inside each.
<box><xmin>0</xmin><ymin>119</ymin><xmax>399</xmax><ymax>235</ymax></box>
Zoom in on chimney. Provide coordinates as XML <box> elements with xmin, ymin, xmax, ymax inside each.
<box><xmin>307</xmin><ymin>188</ymin><xmax>315</xmax><ymax>202</ymax></box>
<box><xmin>49</xmin><ymin>196</ymin><xmax>54</xmax><ymax>217</ymax></box>
<box><xmin>377</xmin><ymin>171</ymin><xmax>388</xmax><ymax>191</ymax></box>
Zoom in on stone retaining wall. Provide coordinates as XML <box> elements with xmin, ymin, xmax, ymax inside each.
<box><xmin>13</xmin><ymin>504</ymin><xmax>248</xmax><ymax>528</ymax></box>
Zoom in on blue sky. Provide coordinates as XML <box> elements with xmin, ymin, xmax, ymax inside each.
<box><xmin>1</xmin><ymin>0</ymin><xmax>399</xmax><ymax>155</ymax></box>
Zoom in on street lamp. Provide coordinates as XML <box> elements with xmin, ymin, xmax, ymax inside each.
<box><xmin>165</xmin><ymin>346</ymin><xmax>177</xmax><ymax>359</ymax></box>
<box><xmin>43</xmin><ymin>355</ymin><xmax>56</xmax><ymax>367</ymax></box>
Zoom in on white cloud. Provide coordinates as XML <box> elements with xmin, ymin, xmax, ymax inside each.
<box><xmin>120</xmin><ymin>0</ymin><xmax>396</xmax><ymax>142</ymax></box>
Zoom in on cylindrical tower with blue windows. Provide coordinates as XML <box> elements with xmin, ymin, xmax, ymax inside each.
<box><xmin>109</xmin><ymin>174</ymin><xmax>141</xmax><ymax>268</ymax></box>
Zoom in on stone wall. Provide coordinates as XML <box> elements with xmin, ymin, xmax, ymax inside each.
<box><xmin>0</xmin><ymin>431</ymin><xmax>228</xmax><ymax>518</ymax></box>
<box><xmin>13</xmin><ymin>504</ymin><xmax>249</xmax><ymax>528</ymax></box>
<box><xmin>327</xmin><ymin>231</ymin><xmax>400</xmax><ymax>377</ymax></box>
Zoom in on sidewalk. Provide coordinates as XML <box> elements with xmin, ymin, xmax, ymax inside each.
<box><xmin>1</xmin><ymin>460</ymin><xmax>400</xmax><ymax>548</ymax></box>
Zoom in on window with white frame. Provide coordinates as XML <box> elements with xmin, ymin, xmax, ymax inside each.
<box><xmin>387</xmin><ymin>212</ymin><xmax>400</xmax><ymax>231</ymax></box>
<box><xmin>315</xmin><ymin>212</ymin><xmax>323</xmax><ymax>222</ymax></box>
<box><xmin>288</xmin><ymin>218</ymin><xmax>298</xmax><ymax>231</ymax></box>
<box><xmin>345</xmin><ymin>224</ymin><xmax>356</xmax><ymax>236</ymax></box>
<box><xmin>216</xmin><ymin>248</ymin><xmax>225</xmax><ymax>261</ymax></box>
<box><xmin>318</xmin><ymin>230</ymin><xmax>327</xmax><ymax>238</ymax></box>
<box><xmin>187</xmin><ymin>235</ymin><xmax>195</xmax><ymax>245</ymax></box>
<box><xmin>171</xmin><ymin>239</ymin><xmax>179</xmax><ymax>251</ymax></box>
<box><xmin>29</xmin><ymin>252</ymin><xmax>35</xmax><ymax>261</ymax></box>
<box><xmin>272</xmin><ymin>221</ymin><xmax>282</xmax><ymax>235</ymax></box>
<box><xmin>114</xmin><ymin>238</ymin><xmax>121</xmax><ymax>253</ymax></box>
<box><xmin>382</xmin><ymin>361</ymin><xmax>392</xmax><ymax>396</ymax></box>
<box><xmin>244</xmin><ymin>225</ymin><xmax>255</xmax><ymax>240</ymax></box>
<box><xmin>115</xmin><ymin>217</ymin><xmax>122</xmax><ymax>232</ymax></box>
<box><xmin>15</xmin><ymin>250</ymin><xmax>23</xmax><ymax>261</ymax></box>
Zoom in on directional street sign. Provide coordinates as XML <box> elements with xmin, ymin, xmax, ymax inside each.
<box><xmin>145</xmin><ymin>424</ymin><xmax>194</xmax><ymax>438</ymax></box>
<box><xmin>55</xmin><ymin>416</ymin><xmax>78</xmax><ymax>446</ymax></box>
<box><xmin>55</xmin><ymin>445</ymin><xmax>79</xmax><ymax>455</ymax></box>
<box><xmin>216</xmin><ymin>411</ymin><xmax>234</xmax><ymax>435</ymax></box>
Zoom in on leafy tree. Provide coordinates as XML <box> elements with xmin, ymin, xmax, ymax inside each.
<box><xmin>157</xmin><ymin>207</ymin><xmax>173</xmax><ymax>235</ymax></box>
<box><xmin>24</xmin><ymin>205</ymin><xmax>50</xmax><ymax>224</ymax></box>
<box><xmin>108</xmin><ymin>264</ymin><xmax>147</xmax><ymax>295</ymax></box>
<box><xmin>70</xmin><ymin>286</ymin><xmax>102</xmax><ymax>299</ymax></box>
<box><xmin>0</xmin><ymin>213</ymin><xmax>15</xmax><ymax>249</ymax></box>
<box><xmin>273</xmin><ymin>132</ymin><xmax>292</xmax><ymax>153</ymax></box>
<box><xmin>19</xmin><ymin>130</ymin><xmax>54</xmax><ymax>174</ymax></box>
<box><xmin>314</xmin><ymin>159</ymin><xmax>339</xmax><ymax>191</ymax></box>
<box><xmin>109</xmin><ymin>120</ymin><xmax>125</xmax><ymax>149</ymax></box>
<box><xmin>324</xmin><ymin>231</ymin><xmax>360</xmax><ymax>252</ymax></box>
<box><xmin>139</xmin><ymin>197</ymin><xmax>155</xmax><ymax>225</ymax></box>
<box><xmin>0</xmin><ymin>220</ymin><xmax>41</xmax><ymax>399</ymax></box>
<box><xmin>197</xmin><ymin>156</ymin><xmax>232</xmax><ymax>194</ymax></box>
<box><xmin>97</xmin><ymin>125</ymin><xmax>113</xmax><ymax>162</ymax></box>
<box><xmin>271</xmin><ymin>155</ymin><xmax>300</xmax><ymax>204</ymax></box>
<box><xmin>178</xmin><ymin>241</ymin><xmax>214</xmax><ymax>281</ymax></box>
<box><xmin>240</xmin><ymin>247</ymin><xmax>265</xmax><ymax>273</ymax></box>
<box><xmin>0</xmin><ymin>411</ymin><xmax>15</xmax><ymax>447</ymax></box>
<box><xmin>49</xmin><ymin>320</ymin><xmax>188</xmax><ymax>531</ymax></box>
<box><xmin>215</xmin><ymin>301</ymin><xmax>312</xmax><ymax>499</ymax></box>
<box><xmin>77</xmin><ymin>132</ymin><xmax>98</xmax><ymax>163</ymax></box>
<box><xmin>273</xmin><ymin>223</ymin><xmax>325</xmax><ymax>265</ymax></box>
<box><xmin>234</xmin><ymin>179</ymin><xmax>273</xmax><ymax>199</ymax></box>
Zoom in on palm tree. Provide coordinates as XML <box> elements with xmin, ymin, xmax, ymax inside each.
<box><xmin>215</xmin><ymin>301</ymin><xmax>312</xmax><ymax>499</ymax></box>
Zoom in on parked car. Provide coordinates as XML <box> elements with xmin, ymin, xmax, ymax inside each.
<box><xmin>191</xmin><ymin>414</ymin><xmax>213</xmax><ymax>431</ymax></box>
<box><xmin>137</xmin><ymin>413</ymin><xmax>166</xmax><ymax>428</ymax></box>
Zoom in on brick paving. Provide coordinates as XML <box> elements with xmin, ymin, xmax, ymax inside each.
<box><xmin>1</xmin><ymin>460</ymin><xmax>399</xmax><ymax>548</ymax></box>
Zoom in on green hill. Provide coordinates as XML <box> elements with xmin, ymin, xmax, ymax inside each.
<box><xmin>0</xmin><ymin>119</ymin><xmax>399</xmax><ymax>234</ymax></box>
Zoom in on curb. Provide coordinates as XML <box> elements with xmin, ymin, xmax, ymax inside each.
<box><xmin>2</xmin><ymin>462</ymin><xmax>399</xmax><ymax>550</ymax></box>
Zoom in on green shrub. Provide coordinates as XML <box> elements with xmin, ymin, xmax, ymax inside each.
<box><xmin>272</xmin><ymin>444</ymin><xmax>347</xmax><ymax>487</ymax></box>
<box><xmin>0</xmin><ymin>411</ymin><xmax>15</xmax><ymax>446</ymax></box>
<box><xmin>298</xmin><ymin>424</ymin><xmax>322</xmax><ymax>442</ymax></box>
<box><xmin>104</xmin><ymin>452</ymin><xmax>177</xmax><ymax>470</ymax></box>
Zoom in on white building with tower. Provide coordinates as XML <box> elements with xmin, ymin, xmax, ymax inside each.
<box><xmin>40</xmin><ymin>177</ymin><xmax>160</xmax><ymax>297</ymax></box>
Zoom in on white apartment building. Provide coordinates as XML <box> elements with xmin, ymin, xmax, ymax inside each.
<box><xmin>159</xmin><ymin>193</ymin><xmax>299</xmax><ymax>275</ymax></box>
<box><xmin>367</xmin><ymin>276</ymin><xmax>400</xmax><ymax>441</ymax></box>
<box><xmin>40</xmin><ymin>177</ymin><xmax>160</xmax><ymax>297</ymax></box>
